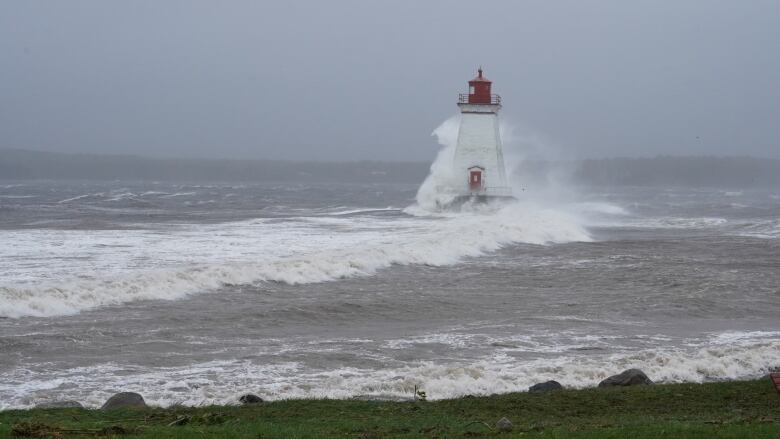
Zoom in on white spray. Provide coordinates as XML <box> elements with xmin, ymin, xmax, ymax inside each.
<box><xmin>414</xmin><ymin>116</ymin><xmax>580</xmax><ymax>210</ymax></box>
<box><xmin>500</xmin><ymin>122</ymin><xmax>581</xmax><ymax>205</ymax></box>
<box><xmin>413</xmin><ymin>116</ymin><xmax>462</xmax><ymax>210</ymax></box>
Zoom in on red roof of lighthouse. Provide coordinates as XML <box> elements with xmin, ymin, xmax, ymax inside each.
<box><xmin>470</xmin><ymin>67</ymin><xmax>491</xmax><ymax>83</ymax></box>
<box><xmin>458</xmin><ymin>67</ymin><xmax>499</xmax><ymax>105</ymax></box>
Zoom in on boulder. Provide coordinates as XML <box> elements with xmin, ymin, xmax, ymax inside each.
<box><xmin>101</xmin><ymin>392</ymin><xmax>147</xmax><ymax>410</ymax></box>
<box><xmin>495</xmin><ymin>417</ymin><xmax>513</xmax><ymax>432</ymax></box>
<box><xmin>35</xmin><ymin>400</ymin><xmax>84</xmax><ymax>409</ymax></box>
<box><xmin>598</xmin><ymin>369</ymin><xmax>653</xmax><ymax>387</ymax></box>
<box><xmin>239</xmin><ymin>394</ymin><xmax>263</xmax><ymax>404</ymax></box>
<box><xmin>529</xmin><ymin>380</ymin><xmax>563</xmax><ymax>393</ymax></box>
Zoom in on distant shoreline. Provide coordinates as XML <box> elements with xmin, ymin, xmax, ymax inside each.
<box><xmin>2</xmin><ymin>148</ymin><xmax>780</xmax><ymax>187</ymax></box>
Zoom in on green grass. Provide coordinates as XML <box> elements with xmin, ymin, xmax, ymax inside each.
<box><xmin>1</xmin><ymin>379</ymin><xmax>779</xmax><ymax>438</ymax></box>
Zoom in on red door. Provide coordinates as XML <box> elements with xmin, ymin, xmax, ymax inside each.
<box><xmin>469</xmin><ymin>170</ymin><xmax>482</xmax><ymax>191</ymax></box>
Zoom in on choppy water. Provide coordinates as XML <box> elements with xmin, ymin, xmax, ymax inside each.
<box><xmin>1</xmin><ymin>180</ymin><xmax>779</xmax><ymax>409</ymax></box>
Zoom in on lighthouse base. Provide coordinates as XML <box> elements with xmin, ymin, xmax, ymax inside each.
<box><xmin>443</xmin><ymin>193</ymin><xmax>517</xmax><ymax>210</ymax></box>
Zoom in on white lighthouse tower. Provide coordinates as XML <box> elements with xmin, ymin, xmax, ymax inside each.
<box><xmin>452</xmin><ymin>68</ymin><xmax>513</xmax><ymax>204</ymax></box>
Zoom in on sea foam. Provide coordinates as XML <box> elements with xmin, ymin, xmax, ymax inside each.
<box><xmin>2</xmin><ymin>331</ymin><xmax>776</xmax><ymax>409</ymax></box>
<box><xmin>0</xmin><ymin>202</ymin><xmax>591</xmax><ymax>318</ymax></box>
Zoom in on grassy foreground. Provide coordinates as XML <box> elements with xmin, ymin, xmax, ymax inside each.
<box><xmin>1</xmin><ymin>379</ymin><xmax>779</xmax><ymax>438</ymax></box>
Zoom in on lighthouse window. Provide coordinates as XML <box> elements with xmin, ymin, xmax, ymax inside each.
<box><xmin>469</xmin><ymin>85</ymin><xmax>475</xmax><ymax>94</ymax></box>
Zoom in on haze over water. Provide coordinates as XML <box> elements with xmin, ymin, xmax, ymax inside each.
<box><xmin>1</xmin><ymin>168</ymin><xmax>779</xmax><ymax>408</ymax></box>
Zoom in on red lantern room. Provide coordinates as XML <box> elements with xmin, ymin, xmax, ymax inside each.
<box><xmin>468</xmin><ymin>68</ymin><xmax>491</xmax><ymax>103</ymax></box>
<box><xmin>458</xmin><ymin>67</ymin><xmax>501</xmax><ymax>106</ymax></box>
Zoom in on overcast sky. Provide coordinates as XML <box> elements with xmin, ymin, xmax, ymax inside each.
<box><xmin>1</xmin><ymin>1</ymin><xmax>778</xmax><ymax>161</ymax></box>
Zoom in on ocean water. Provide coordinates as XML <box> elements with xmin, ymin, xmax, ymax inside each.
<box><xmin>0</xmin><ymin>180</ymin><xmax>779</xmax><ymax>409</ymax></box>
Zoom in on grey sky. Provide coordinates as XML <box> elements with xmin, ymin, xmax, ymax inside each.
<box><xmin>2</xmin><ymin>0</ymin><xmax>778</xmax><ymax>161</ymax></box>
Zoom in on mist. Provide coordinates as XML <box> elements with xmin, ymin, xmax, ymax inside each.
<box><xmin>2</xmin><ymin>1</ymin><xmax>779</xmax><ymax>162</ymax></box>
<box><xmin>3</xmin><ymin>147</ymin><xmax>780</xmax><ymax>189</ymax></box>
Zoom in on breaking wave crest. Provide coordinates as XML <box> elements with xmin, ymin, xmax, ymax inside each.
<box><xmin>0</xmin><ymin>204</ymin><xmax>591</xmax><ymax>318</ymax></box>
<box><xmin>4</xmin><ymin>331</ymin><xmax>777</xmax><ymax>409</ymax></box>
<box><xmin>414</xmin><ymin>116</ymin><xmax>462</xmax><ymax>210</ymax></box>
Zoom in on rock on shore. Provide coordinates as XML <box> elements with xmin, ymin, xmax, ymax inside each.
<box><xmin>496</xmin><ymin>417</ymin><xmax>513</xmax><ymax>431</ymax></box>
<box><xmin>598</xmin><ymin>369</ymin><xmax>653</xmax><ymax>387</ymax></box>
<box><xmin>101</xmin><ymin>392</ymin><xmax>147</xmax><ymax>410</ymax></box>
<box><xmin>239</xmin><ymin>394</ymin><xmax>263</xmax><ymax>404</ymax></box>
<box><xmin>529</xmin><ymin>380</ymin><xmax>564</xmax><ymax>393</ymax></box>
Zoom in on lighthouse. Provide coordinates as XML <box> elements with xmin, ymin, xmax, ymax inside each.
<box><xmin>452</xmin><ymin>68</ymin><xmax>513</xmax><ymax>204</ymax></box>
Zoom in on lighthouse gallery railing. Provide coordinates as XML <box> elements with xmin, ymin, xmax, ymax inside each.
<box><xmin>458</xmin><ymin>94</ymin><xmax>501</xmax><ymax>105</ymax></box>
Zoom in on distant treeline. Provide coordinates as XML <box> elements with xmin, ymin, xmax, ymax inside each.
<box><xmin>572</xmin><ymin>156</ymin><xmax>780</xmax><ymax>187</ymax></box>
<box><xmin>0</xmin><ymin>149</ymin><xmax>429</xmax><ymax>184</ymax></box>
<box><xmin>1</xmin><ymin>149</ymin><xmax>779</xmax><ymax>187</ymax></box>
